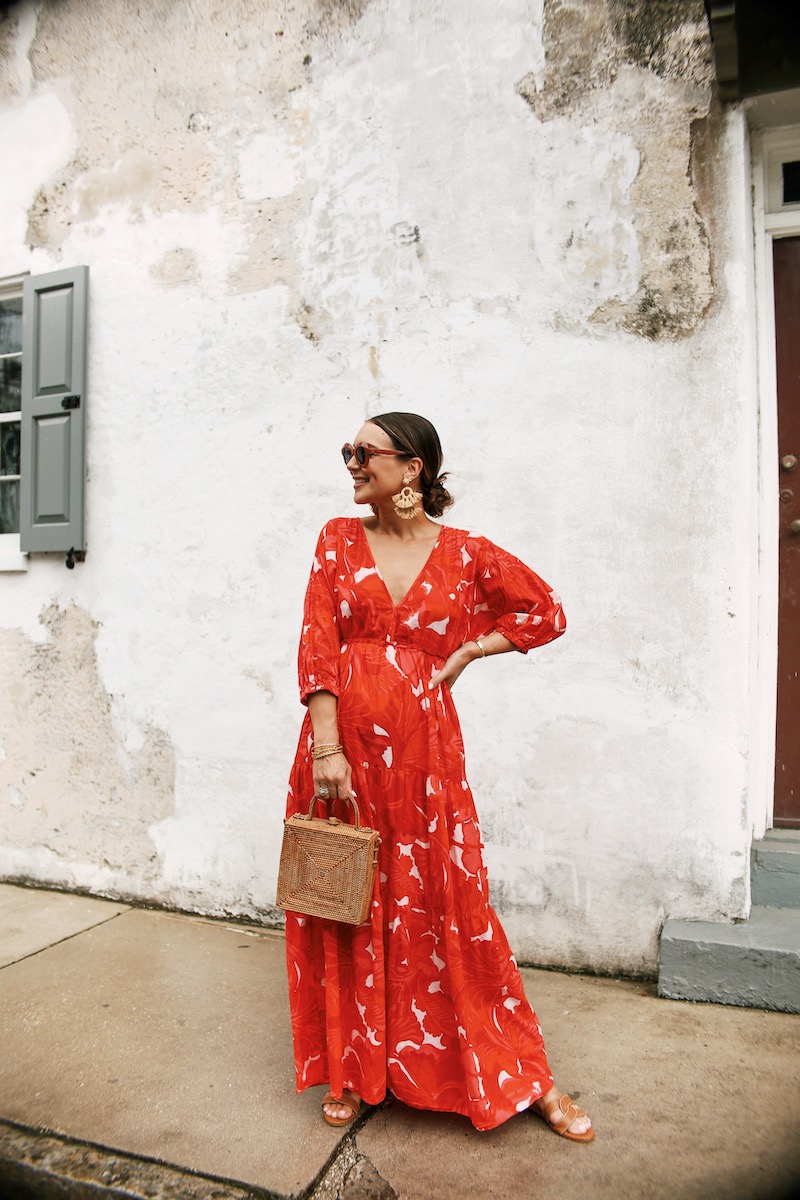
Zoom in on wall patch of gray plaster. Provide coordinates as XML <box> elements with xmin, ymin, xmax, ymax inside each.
<box><xmin>316</xmin><ymin>1</ymin><xmax>371</xmax><ymax>33</ymax></box>
<box><xmin>153</xmin><ymin>247</ymin><xmax>201</xmax><ymax>288</ymax></box>
<box><xmin>518</xmin><ymin>0</ymin><xmax>714</xmax><ymax>341</ymax></box>
<box><xmin>75</xmin><ymin>147</ymin><xmax>160</xmax><ymax>221</ymax></box>
<box><xmin>516</xmin><ymin>0</ymin><xmax>619</xmax><ymax>117</ymax></box>
<box><xmin>26</xmin><ymin>175</ymin><xmax>76</xmax><ymax>251</ymax></box>
<box><xmin>297</xmin><ymin>303</ymin><xmax>321</xmax><ymax>343</ymax></box>
<box><xmin>612</xmin><ymin>0</ymin><xmax>713</xmax><ymax>81</ymax></box>
<box><xmin>187</xmin><ymin>111</ymin><xmax>212</xmax><ymax>133</ymax></box>
<box><xmin>0</xmin><ymin>604</ymin><xmax>175</xmax><ymax>887</ymax></box>
<box><xmin>0</xmin><ymin>1</ymin><xmax>38</xmax><ymax>102</ymax></box>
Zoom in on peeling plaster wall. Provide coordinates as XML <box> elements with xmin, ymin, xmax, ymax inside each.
<box><xmin>517</xmin><ymin>0</ymin><xmax>715</xmax><ymax>339</ymax></box>
<box><xmin>0</xmin><ymin>604</ymin><xmax>174</xmax><ymax>890</ymax></box>
<box><xmin>0</xmin><ymin>0</ymin><xmax>758</xmax><ymax>975</ymax></box>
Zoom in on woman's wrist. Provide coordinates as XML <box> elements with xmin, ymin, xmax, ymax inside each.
<box><xmin>464</xmin><ymin>639</ymin><xmax>486</xmax><ymax>662</ymax></box>
<box><xmin>476</xmin><ymin>630</ymin><xmax>498</xmax><ymax>657</ymax></box>
<box><xmin>307</xmin><ymin>692</ymin><xmax>340</xmax><ymax>746</ymax></box>
<box><xmin>311</xmin><ymin>726</ymin><xmax>339</xmax><ymax>744</ymax></box>
<box><xmin>311</xmin><ymin>744</ymin><xmax>344</xmax><ymax>760</ymax></box>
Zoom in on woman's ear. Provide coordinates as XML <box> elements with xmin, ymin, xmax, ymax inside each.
<box><xmin>403</xmin><ymin>457</ymin><xmax>424</xmax><ymax>485</ymax></box>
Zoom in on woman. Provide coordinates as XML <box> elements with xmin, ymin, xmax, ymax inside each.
<box><xmin>284</xmin><ymin>413</ymin><xmax>593</xmax><ymax>1141</ymax></box>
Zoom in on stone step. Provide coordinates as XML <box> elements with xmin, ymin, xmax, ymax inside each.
<box><xmin>751</xmin><ymin>829</ymin><xmax>800</xmax><ymax>908</ymax></box>
<box><xmin>658</xmin><ymin>906</ymin><xmax>800</xmax><ymax>1012</ymax></box>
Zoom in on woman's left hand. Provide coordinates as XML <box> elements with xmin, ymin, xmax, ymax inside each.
<box><xmin>429</xmin><ymin>643</ymin><xmax>480</xmax><ymax>691</ymax></box>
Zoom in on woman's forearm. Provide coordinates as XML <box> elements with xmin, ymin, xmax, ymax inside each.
<box><xmin>306</xmin><ymin>690</ymin><xmax>352</xmax><ymax>800</ymax></box>
<box><xmin>307</xmin><ymin>690</ymin><xmax>340</xmax><ymax>744</ymax></box>
<box><xmin>468</xmin><ymin>631</ymin><xmax>515</xmax><ymax>659</ymax></box>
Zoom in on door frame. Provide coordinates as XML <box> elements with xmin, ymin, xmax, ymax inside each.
<box><xmin>751</xmin><ymin>126</ymin><xmax>800</xmax><ymax>834</ymax></box>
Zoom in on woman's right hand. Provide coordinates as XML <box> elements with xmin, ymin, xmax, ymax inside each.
<box><xmin>429</xmin><ymin>641</ymin><xmax>481</xmax><ymax>690</ymax></box>
<box><xmin>312</xmin><ymin>751</ymin><xmax>354</xmax><ymax>804</ymax></box>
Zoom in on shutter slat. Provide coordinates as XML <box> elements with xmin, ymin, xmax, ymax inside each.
<box><xmin>20</xmin><ymin>266</ymin><xmax>88</xmax><ymax>553</ymax></box>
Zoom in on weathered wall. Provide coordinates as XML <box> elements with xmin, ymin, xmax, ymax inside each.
<box><xmin>0</xmin><ymin>0</ymin><xmax>757</xmax><ymax>975</ymax></box>
<box><xmin>0</xmin><ymin>604</ymin><xmax>175</xmax><ymax>889</ymax></box>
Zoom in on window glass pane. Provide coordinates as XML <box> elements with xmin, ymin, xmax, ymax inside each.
<box><xmin>0</xmin><ymin>297</ymin><xmax>22</xmax><ymax>355</ymax></box>
<box><xmin>0</xmin><ymin>357</ymin><xmax>21</xmax><ymax>413</ymax></box>
<box><xmin>783</xmin><ymin>160</ymin><xmax>800</xmax><ymax>205</ymax></box>
<box><xmin>0</xmin><ymin>478</ymin><xmax>19</xmax><ymax>534</ymax></box>
<box><xmin>1</xmin><ymin>422</ymin><xmax>21</xmax><ymax>477</ymax></box>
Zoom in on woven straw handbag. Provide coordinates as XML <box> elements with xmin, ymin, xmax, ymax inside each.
<box><xmin>276</xmin><ymin>794</ymin><xmax>381</xmax><ymax>925</ymax></box>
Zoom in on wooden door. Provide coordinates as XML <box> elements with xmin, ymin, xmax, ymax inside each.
<box><xmin>773</xmin><ymin>236</ymin><xmax>800</xmax><ymax>827</ymax></box>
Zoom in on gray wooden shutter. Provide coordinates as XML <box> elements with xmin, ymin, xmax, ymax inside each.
<box><xmin>20</xmin><ymin>265</ymin><xmax>88</xmax><ymax>553</ymax></box>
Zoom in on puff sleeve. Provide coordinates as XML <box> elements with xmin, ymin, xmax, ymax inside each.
<box><xmin>469</xmin><ymin>537</ymin><xmax>566</xmax><ymax>653</ymax></box>
<box><xmin>297</xmin><ymin>523</ymin><xmax>342</xmax><ymax>704</ymax></box>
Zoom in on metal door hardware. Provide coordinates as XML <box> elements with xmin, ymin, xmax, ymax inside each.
<box><xmin>781</xmin><ymin>454</ymin><xmax>797</xmax><ymax>471</ymax></box>
<box><xmin>791</xmin><ymin>520</ymin><xmax>800</xmax><ymax>535</ymax></box>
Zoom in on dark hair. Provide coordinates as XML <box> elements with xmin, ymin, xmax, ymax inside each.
<box><xmin>368</xmin><ymin>412</ymin><xmax>454</xmax><ymax>518</ymax></box>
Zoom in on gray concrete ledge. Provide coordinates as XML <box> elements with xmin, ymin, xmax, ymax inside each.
<box><xmin>752</xmin><ymin>831</ymin><xmax>800</xmax><ymax>909</ymax></box>
<box><xmin>0</xmin><ymin>1120</ymin><xmax>266</xmax><ymax>1200</ymax></box>
<box><xmin>659</xmin><ymin>906</ymin><xmax>800</xmax><ymax>1011</ymax></box>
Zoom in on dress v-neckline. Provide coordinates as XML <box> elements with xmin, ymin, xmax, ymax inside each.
<box><xmin>356</xmin><ymin>519</ymin><xmax>443</xmax><ymax>611</ymax></box>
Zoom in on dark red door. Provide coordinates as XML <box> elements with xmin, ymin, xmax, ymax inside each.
<box><xmin>773</xmin><ymin>236</ymin><xmax>800</xmax><ymax>827</ymax></box>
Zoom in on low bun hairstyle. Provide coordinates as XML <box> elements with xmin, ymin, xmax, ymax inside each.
<box><xmin>368</xmin><ymin>412</ymin><xmax>454</xmax><ymax>518</ymax></box>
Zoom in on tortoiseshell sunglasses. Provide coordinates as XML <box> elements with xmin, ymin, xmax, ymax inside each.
<box><xmin>341</xmin><ymin>443</ymin><xmax>403</xmax><ymax>467</ymax></box>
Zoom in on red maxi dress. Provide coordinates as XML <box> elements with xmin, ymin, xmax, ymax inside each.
<box><xmin>285</xmin><ymin>516</ymin><xmax>566</xmax><ymax>1132</ymax></box>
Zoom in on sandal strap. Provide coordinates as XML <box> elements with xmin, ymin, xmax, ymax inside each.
<box><xmin>539</xmin><ymin>1092</ymin><xmax>585</xmax><ymax>1134</ymax></box>
<box><xmin>554</xmin><ymin>1095</ymin><xmax>581</xmax><ymax>1132</ymax></box>
<box><xmin>322</xmin><ymin>1088</ymin><xmax>360</xmax><ymax>1118</ymax></box>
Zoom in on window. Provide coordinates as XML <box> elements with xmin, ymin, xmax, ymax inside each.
<box><xmin>0</xmin><ymin>281</ymin><xmax>22</xmax><ymax>558</ymax></box>
<box><xmin>763</xmin><ymin>130</ymin><xmax>800</xmax><ymax>220</ymax></box>
<box><xmin>0</xmin><ymin>266</ymin><xmax>88</xmax><ymax>571</ymax></box>
<box><xmin>783</xmin><ymin>160</ymin><xmax>800</xmax><ymax>205</ymax></box>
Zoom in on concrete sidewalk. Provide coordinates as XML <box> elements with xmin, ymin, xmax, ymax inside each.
<box><xmin>0</xmin><ymin>883</ymin><xmax>798</xmax><ymax>1200</ymax></box>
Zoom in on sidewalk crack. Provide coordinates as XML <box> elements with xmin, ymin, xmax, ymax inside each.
<box><xmin>0</xmin><ymin>908</ymin><xmax>130</xmax><ymax>971</ymax></box>
<box><xmin>308</xmin><ymin>1126</ymin><xmax>397</xmax><ymax>1200</ymax></box>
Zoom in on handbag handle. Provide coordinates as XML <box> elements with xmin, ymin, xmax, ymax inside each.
<box><xmin>305</xmin><ymin>793</ymin><xmax>364</xmax><ymax>828</ymax></box>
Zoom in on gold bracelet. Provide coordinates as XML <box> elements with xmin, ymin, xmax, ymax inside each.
<box><xmin>475</xmin><ymin>638</ymin><xmax>487</xmax><ymax>658</ymax></box>
<box><xmin>311</xmin><ymin>744</ymin><xmax>344</xmax><ymax>760</ymax></box>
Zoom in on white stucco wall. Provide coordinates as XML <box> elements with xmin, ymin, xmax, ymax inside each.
<box><xmin>0</xmin><ymin>0</ymin><xmax>758</xmax><ymax>975</ymax></box>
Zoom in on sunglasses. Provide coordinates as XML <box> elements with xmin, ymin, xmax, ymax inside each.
<box><xmin>341</xmin><ymin>442</ymin><xmax>404</xmax><ymax>467</ymax></box>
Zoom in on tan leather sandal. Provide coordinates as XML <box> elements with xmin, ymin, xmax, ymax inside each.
<box><xmin>532</xmin><ymin>1091</ymin><xmax>594</xmax><ymax>1142</ymax></box>
<box><xmin>322</xmin><ymin>1088</ymin><xmax>361</xmax><ymax>1127</ymax></box>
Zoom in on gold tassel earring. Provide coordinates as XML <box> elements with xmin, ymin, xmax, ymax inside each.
<box><xmin>392</xmin><ymin>481</ymin><xmax>423</xmax><ymax>520</ymax></box>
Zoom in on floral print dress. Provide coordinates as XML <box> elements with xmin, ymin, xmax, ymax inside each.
<box><xmin>285</xmin><ymin>516</ymin><xmax>566</xmax><ymax>1131</ymax></box>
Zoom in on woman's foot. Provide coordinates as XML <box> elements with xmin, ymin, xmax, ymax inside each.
<box><xmin>322</xmin><ymin>1088</ymin><xmax>361</xmax><ymax>1127</ymax></box>
<box><xmin>532</xmin><ymin>1085</ymin><xmax>594</xmax><ymax>1142</ymax></box>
